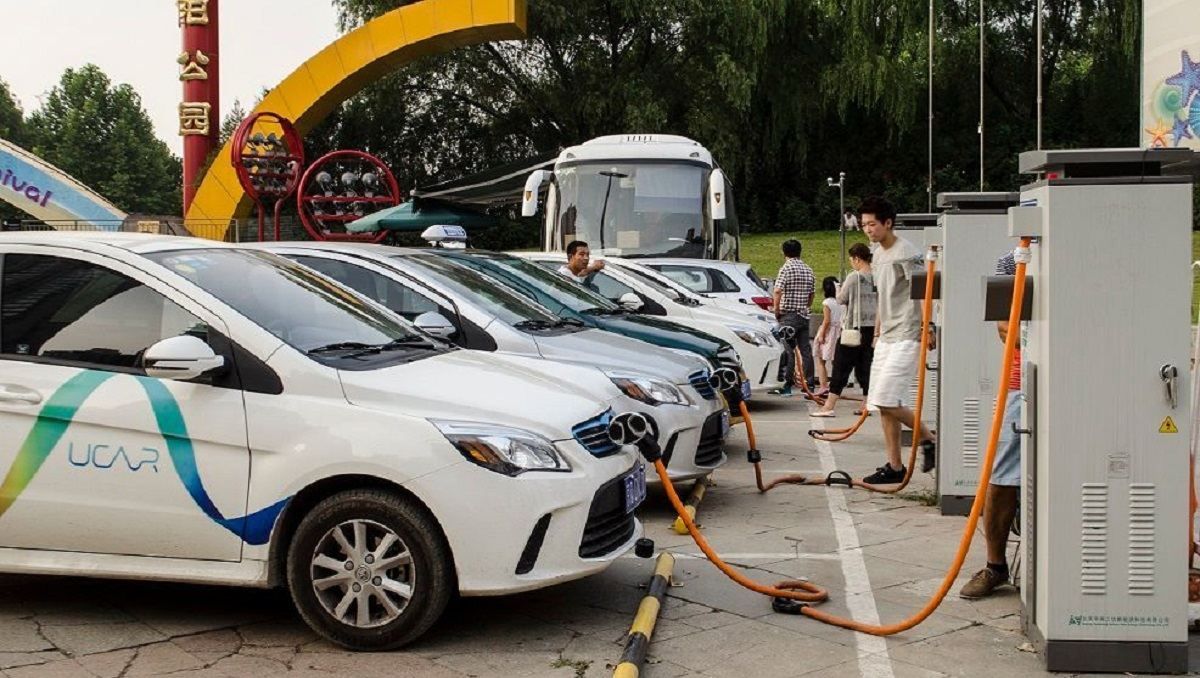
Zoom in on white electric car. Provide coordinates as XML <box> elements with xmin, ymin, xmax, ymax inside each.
<box><xmin>251</xmin><ymin>242</ymin><xmax>729</xmax><ymax>481</ymax></box>
<box><xmin>640</xmin><ymin>258</ymin><xmax>772</xmax><ymax>310</ymax></box>
<box><xmin>605</xmin><ymin>257</ymin><xmax>776</xmax><ymax>325</ymax></box>
<box><xmin>520</xmin><ymin>253</ymin><xmax>786</xmax><ymax>396</ymax></box>
<box><xmin>0</xmin><ymin>232</ymin><xmax>650</xmax><ymax>651</ymax></box>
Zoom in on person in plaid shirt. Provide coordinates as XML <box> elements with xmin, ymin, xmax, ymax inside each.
<box><xmin>770</xmin><ymin>239</ymin><xmax>815</xmax><ymax>396</ymax></box>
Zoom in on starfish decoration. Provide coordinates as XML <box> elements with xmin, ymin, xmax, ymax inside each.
<box><xmin>1146</xmin><ymin>119</ymin><xmax>1171</xmax><ymax>148</ymax></box>
<box><xmin>1166</xmin><ymin>50</ymin><xmax>1200</xmax><ymax>105</ymax></box>
<box><xmin>1171</xmin><ymin>116</ymin><xmax>1194</xmax><ymax>146</ymax></box>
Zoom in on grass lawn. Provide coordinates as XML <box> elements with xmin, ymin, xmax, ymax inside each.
<box><xmin>740</xmin><ymin>230</ymin><xmax>869</xmax><ymax>313</ymax></box>
<box><xmin>745</xmin><ymin>230</ymin><xmax>1200</xmax><ymax>317</ymax></box>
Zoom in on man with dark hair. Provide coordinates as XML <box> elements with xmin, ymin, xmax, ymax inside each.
<box><xmin>558</xmin><ymin>240</ymin><xmax>605</xmax><ymax>281</ymax></box>
<box><xmin>769</xmin><ymin>238</ymin><xmax>815</xmax><ymax>396</ymax></box>
<box><xmin>859</xmin><ymin>196</ymin><xmax>936</xmax><ymax>485</ymax></box>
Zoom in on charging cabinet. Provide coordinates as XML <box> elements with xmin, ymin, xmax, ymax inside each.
<box><xmin>1011</xmin><ymin>148</ymin><xmax>1193</xmax><ymax>673</ymax></box>
<box><xmin>933</xmin><ymin>193</ymin><xmax>1019</xmax><ymax>516</ymax></box>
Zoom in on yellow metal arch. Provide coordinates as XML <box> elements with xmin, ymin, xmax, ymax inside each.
<box><xmin>185</xmin><ymin>0</ymin><xmax>527</xmax><ymax>236</ymax></box>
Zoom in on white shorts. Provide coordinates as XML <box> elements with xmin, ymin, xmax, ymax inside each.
<box><xmin>867</xmin><ymin>340</ymin><xmax>920</xmax><ymax>409</ymax></box>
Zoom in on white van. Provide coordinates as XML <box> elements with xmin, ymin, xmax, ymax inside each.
<box><xmin>0</xmin><ymin>233</ymin><xmax>647</xmax><ymax>650</ymax></box>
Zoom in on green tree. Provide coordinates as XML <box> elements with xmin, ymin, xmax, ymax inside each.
<box><xmin>0</xmin><ymin>77</ymin><xmax>25</xmax><ymax>145</ymax></box>
<box><xmin>322</xmin><ymin>0</ymin><xmax>1143</xmax><ymax>239</ymax></box>
<box><xmin>25</xmin><ymin>64</ymin><xmax>181</xmax><ymax>216</ymax></box>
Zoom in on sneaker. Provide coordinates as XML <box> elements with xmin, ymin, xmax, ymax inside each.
<box><xmin>768</xmin><ymin>386</ymin><xmax>794</xmax><ymax>397</ymax></box>
<box><xmin>862</xmin><ymin>464</ymin><xmax>906</xmax><ymax>485</ymax></box>
<box><xmin>959</xmin><ymin>567</ymin><xmax>1008</xmax><ymax>599</ymax></box>
<box><xmin>920</xmin><ymin>440</ymin><xmax>936</xmax><ymax>473</ymax></box>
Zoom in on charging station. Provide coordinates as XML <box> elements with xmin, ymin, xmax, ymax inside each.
<box><xmin>1008</xmin><ymin>148</ymin><xmax>1193</xmax><ymax>673</ymax></box>
<box><xmin>934</xmin><ymin>193</ymin><xmax>1019</xmax><ymax>516</ymax></box>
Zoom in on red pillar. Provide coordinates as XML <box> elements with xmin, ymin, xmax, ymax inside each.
<box><xmin>181</xmin><ymin>0</ymin><xmax>219</xmax><ymax>215</ymax></box>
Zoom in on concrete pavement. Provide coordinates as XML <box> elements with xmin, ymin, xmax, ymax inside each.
<box><xmin>0</xmin><ymin>393</ymin><xmax>1196</xmax><ymax>677</ymax></box>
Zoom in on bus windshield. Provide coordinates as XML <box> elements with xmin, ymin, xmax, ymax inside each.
<box><xmin>554</xmin><ymin>161</ymin><xmax>709</xmax><ymax>258</ymax></box>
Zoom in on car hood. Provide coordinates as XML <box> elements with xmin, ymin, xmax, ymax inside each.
<box><xmin>587</xmin><ymin>313</ymin><xmax>730</xmax><ymax>358</ymax></box>
<box><xmin>533</xmin><ymin>328</ymin><xmax>709</xmax><ymax>381</ymax></box>
<box><xmin>338</xmin><ymin>350</ymin><xmax>621</xmax><ymax>441</ymax></box>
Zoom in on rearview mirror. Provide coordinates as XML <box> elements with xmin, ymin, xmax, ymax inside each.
<box><xmin>414</xmin><ymin>312</ymin><xmax>457</xmax><ymax>339</ymax></box>
<box><xmin>521</xmin><ymin>170</ymin><xmax>553</xmax><ymax>218</ymax></box>
<box><xmin>618</xmin><ymin>293</ymin><xmax>644</xmax><ymax>311</ymax></box>
<box><xmin>709</xmin><ymin>169</ymin><xmax>727</xmax><ymax>221</ymax></box>
<box><xmin>143</xmin><ymin>335</ymin><xmax>225</xmax><ymax>381</ymax></box>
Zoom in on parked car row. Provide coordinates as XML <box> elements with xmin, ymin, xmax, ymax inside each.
<box><xmin>0</xmin><ymin>231</ymin><xmax>778</xmax><ymax>652</ymax></box>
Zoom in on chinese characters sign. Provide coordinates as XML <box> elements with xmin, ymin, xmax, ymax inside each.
<box><xmin>179</xmin><ymin>0</ymin><xmax>218</xmax><ymax>211</ymax></box>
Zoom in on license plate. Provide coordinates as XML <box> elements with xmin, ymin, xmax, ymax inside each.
<box><xmin>623</xmin><ymin>466</ymin><xmax>647</xmax><ymax>511</ymax></box>
<box><xmin>740</xmin><ymin>379</ymin><xmax>752</xmax><ymax>401</ymax></box>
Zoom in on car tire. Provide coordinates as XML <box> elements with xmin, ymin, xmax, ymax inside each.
<box><xmin>285</xmin><ymin>488</ymin><xmax>453</xmax><ymax>650</ymax></box>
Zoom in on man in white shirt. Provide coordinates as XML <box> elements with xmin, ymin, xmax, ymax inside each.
<box><xmin>858</xmin><ymin>196</ymin><xmax>936</xmax><ymax>485</ymax></box>
<box><xmin>557</xmin><ymin>240</ymin><xmax>606</xmax><ymax>281</ymax></box>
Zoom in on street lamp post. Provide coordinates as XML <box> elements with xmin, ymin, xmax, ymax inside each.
<box><xmin>827</xmin><ymin>172</ymin><xmax>846</xmax><ymax>278</ymax></box>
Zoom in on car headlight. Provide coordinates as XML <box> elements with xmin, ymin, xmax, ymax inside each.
<box><xmin>728</xmin><ymin>325</ymin><xmax>774</xmax><ymax>347</ymax></box>
<box><xmin>605</xmin><ymin>371</ymin><xmax>691</xmax><ymax>406</ymax></box>
<box><xmin>430</xmin><ymin>420</ymin><xmax>571</xmax><ymax>476</ymax></box>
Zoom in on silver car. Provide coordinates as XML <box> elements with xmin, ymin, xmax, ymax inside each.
<box><xmin>252</xmin><ymin>242</ymin><xmax>730</xmax><ymax>481</ymax></box>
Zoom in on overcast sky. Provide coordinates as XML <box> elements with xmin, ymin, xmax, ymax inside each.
<box><xmin>0</xmin><ymin>1</ymin><xmax>341</xmax><ymax>156</ymax></box>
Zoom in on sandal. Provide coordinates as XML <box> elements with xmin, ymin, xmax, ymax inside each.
<box><xmin>810</xmin><ymin>410</ymin><xmax>836</xmax><ymax>418</ymax></box>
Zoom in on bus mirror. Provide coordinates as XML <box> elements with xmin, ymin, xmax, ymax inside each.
<box><xmin>709</xmin><ymin>169</ymin><xmax>727</xmax><ymax>221</ymax></box>
<box><xmin>522</xmin><ymin>170</ymin><xmax>553</xmax><ymax>218</ymax></box>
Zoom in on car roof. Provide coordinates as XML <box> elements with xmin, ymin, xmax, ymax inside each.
<box><xmin>0</xmin><ymin>230</ymin><xmax>241</xmax><ymax>255</ymax></box>
<box><xmin>247</xmin><ymin>241</ymin><xmax>426</xmax><ymax>257</ymax></box>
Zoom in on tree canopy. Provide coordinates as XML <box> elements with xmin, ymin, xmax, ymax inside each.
<box><xmin>319</xmin><ymin>0</ymin><xmax>1141</xmax><ymax>232</ymax></box>
<box><xmin>17</xmin><ymin>65</ymin><xmax>181</xmax><ymax>217</ymax></box>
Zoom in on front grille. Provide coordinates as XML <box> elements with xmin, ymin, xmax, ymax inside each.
<box><xmin>694</xmin><ymin>411</ymin><xmax>727</xmax><ymax>467</ymax></box>
<box><xmin>572</xmin><ymin>409</ymin><xmax>620</xmax><ymax>457</ymax></box>
<box><xmin>579</xmin><ymin>473</ymin><xmax>638</xmax><ymax>558</ymax></box>
<box><xmin>689</xmin><ymin>370</ymin><xmax>716</xmax><ymax>400</ymax></box>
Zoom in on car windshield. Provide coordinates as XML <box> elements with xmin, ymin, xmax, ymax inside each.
<box><xmin>554</xmin><ymin>161</ymin><xmax>708</xmax><ymax>257</ymax></box>
<box><xmin>611</xmin><ymin>263</ymin><xmax>692</xmax><ymax>303</ymax></box>
<box><xmin>392</xmin><ymin>253</ymin><xmax>567</xmax><ymax>328</ymax></box>
<box><xmin>444</xmin><ymin>253</ymin><xmax>621</xmax><ymax>315</ymax></box>
<box><xmin>146</xmin><ymin>249</ymin><xmax>436</xmax><ymax>361</ymax></box>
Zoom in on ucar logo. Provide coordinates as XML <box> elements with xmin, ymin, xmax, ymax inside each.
<box><xmin>0</xmin><ymin>370</ymin><xmax>288</xmax><ymax>544</ymax></box>
<box><xmin>67</xmin><ymin>442</ymin><xmax>160</xmax><ymax>472</ymax></box>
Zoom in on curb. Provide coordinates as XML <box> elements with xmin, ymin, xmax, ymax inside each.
<box><xmin>612</xmin><ymin>552</ymin><xmax>675</xmax><ymax>678</ymax></box>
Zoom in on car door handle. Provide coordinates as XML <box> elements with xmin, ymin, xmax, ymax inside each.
<box><xmin>0</xmin><ymin>385</ymin><xmax>43</xmax><ymax>405</ymax></box>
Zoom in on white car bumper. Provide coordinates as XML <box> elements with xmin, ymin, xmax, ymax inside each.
<box><xmin>639</xmin><ymin>390</ymin><xmax>728</xmax><ymax>483</ymax></box>
<box><xmin>404</xmin><ymin>444</ymin><xmax>644</xmax><ymax>596</ymax></box>
<box><xmin>738</xmin><ymin>342</ymin><xmax>785</xmax><ymax>395</ymax></box>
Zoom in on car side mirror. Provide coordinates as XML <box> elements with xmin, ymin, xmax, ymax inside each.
<box><xmin>143</xmin><ymin>335</ymin><xmax>225</xmax><ymax>381</ymax></box>
<box><xmin>618</xmin><ymin>293</ymin><xmax>644</xmax><ymax>311</ymax></box>
<box><xmin>414</xmin><ymin>311</ymin><xmax>457</xmax><ymax>339</ymax></box>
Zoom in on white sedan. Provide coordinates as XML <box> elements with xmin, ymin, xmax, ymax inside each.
<box><xmin>639</xmin><ymin>258</ymin><xmax>773</xmax><ymax>310</ymax></box>
<box><xmin>0</xmin><ymin>232</ymin><xmax>649</xmax><ymax>651</ymax></box>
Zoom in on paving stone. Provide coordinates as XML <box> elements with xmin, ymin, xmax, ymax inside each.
<box><xmin>0</xmin><ymin>653</ymin><xmax>62</xmax><ymax>671</ymax></box>
<box><xmin>233</xmin><ymin>619</ymin><xmax>318</xmax><ymax>648</ymax></box>
<box><xmin>803</xmin><ymin>653</ymin><xmax>949</xmax><ymax>677</ymax></box>
<box><xmin>0</xmin><ymin>619</ymin><xmax>54</xmax><ymax>653</ymax></box>
<box><xmin>38</xmin><ymin>622</ymin><xmax>165</xmax><ymax>657</ymax></box>
<box><xmin>887</xmin><ymin>624</ymin><xmax>1047</xmax><ymax>677</ymax></box>
<box><xmin>73</xmin><ymin>648</ymin><xmax>135</xmax><ymax>678</ymax></box>
<box><xmin>293</xmin><ymin>650</ymin><xmax>462</xmax><ymax>676</ymax></box>
<box><xmin>170</xmin><ymin>629</ymin><xmax>242</xmax><ymax>655</ymax></box>
<box><xmin>647</xmin><ymin>619</ymin><xmax>856</xmax><ymax>676</ymax></box>
<box><xmin>4</xmin><ymin>658</ymin><xmax>94</xmax><ymax>678</ymax></box>
<box><xmin>207</xmin><ymin>653</ymin><xmax>290</xmax><ymax>676</ymax></box>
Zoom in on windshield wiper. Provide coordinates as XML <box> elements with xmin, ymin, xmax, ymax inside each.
<box><xmin>513</xmin><ymin>319</ymin><xmax>558</xmax><ymax>330</ymax></box>
<box><xmin>309</xmin><ymin>337</ymin><xmax>436</xmax><ymax>359</ymax></box>
<box><xmin>307</xmin><ymin>342</ymin><xmax>377</xmax><ymax>355</ymax></box>
<box><xmin>581</xmin><ymin>307</ymin><xmax>627</xmax><ymax>316</ymax></box>
<box><xmin>556</xmin><ymin>318</ymin><xmax>586</xmax><ymax>328</ymax></box>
